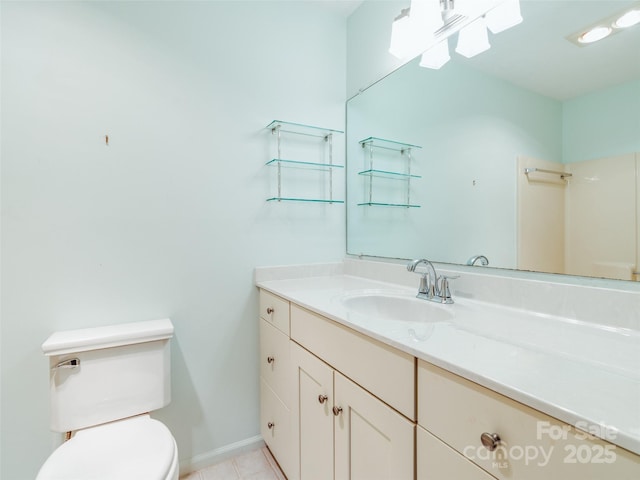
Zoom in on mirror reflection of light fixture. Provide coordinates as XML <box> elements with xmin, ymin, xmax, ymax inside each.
<box><xmin>389</xmin><ymin>0</ymin><xmax>445</xmax><ymax>60</ymax></box>
<box><xmin>389</xmin><ymin>0</ymin><xmax>522</xmax><ymax>70</ymax></box>
<box><xmin>485</xmin><ymin>0</ymin><xmax>522</xmax><ymax>33</ymax></box>
<box><xmin>456</xmin><ymin>16</ymin><xmax>491</xmax><ymax>58</ymax></box>
<box><xmin>419</xmin><ymin>38</ymin><xmax>450</xmax><ymax>69</ymax></box>
<box><xmin>389</xmin><ymin>8</ymin><xmax>413</xmax><ymax>58</ymax></box>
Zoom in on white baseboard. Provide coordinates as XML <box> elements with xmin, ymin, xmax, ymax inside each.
<box><xmin>178</xmin><ymin>435</ymin><xmax>264</xmax><ymax>476</ymax></box>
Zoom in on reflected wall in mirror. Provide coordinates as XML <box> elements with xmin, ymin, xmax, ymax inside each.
<box><xmin>346</xmin><ymin>0</ymin><xmax>640</xmax><ymax>282</ymax></box>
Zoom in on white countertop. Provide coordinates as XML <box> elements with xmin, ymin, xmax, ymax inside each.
<box><xmin>257</xmin><ymin>274</ymin><xmax>640</xmax><ymax>455</ymax></box>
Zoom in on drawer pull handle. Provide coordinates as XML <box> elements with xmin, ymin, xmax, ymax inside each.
<box><xmin>332</xmin><ymin>406</ymin><xmax>343</xmax><ymax>416</ymax></box>
<box><xmin>267</xmin><ymin>356</ymin><xmax>275</xmax><ymax>364</ymax></box>
<box><xmin>318</xmin><ymin>394</ymin><xmax>328</xmax><ymax>404</ymax></box>
<box><xmin>267</xmin><ymin>422</ymin><xmax>274</xmax><ymax>429</ymax></box>
<box><xmin>480</xmin><ymin>432</ymin><xmax>501</xmax><ymax>451</ymax></box>
<box><xmin>266</xmin><ymin>307</ymin><xmax>274</xmax><ymax>314</ymax></box>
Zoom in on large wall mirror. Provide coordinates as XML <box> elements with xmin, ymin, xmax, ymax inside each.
<box><xmin>346</xmin><ymin>0</ymin><xmax>640</xmax><ymax>282</ymax></box>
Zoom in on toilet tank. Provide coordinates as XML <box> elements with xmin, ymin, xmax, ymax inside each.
<box><xmin>42</xmin><ymin>319</ymin><xmax>174</xmax><ymax>432</ymax></box>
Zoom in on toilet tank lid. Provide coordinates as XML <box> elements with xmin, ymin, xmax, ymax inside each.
<box><xmin>42</xmin><ymin>318</ymin><xmax>174</xmax><ymax>356</ymax></box>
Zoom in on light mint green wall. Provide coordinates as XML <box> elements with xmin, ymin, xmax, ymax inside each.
<box><xmin>347</xmin><ymin>0</ymin><xmax>407</xmax><ymax>98</ymax></box>
<box><xmin>1</xmin><ymin>2</ymin><xmax>346</xmax><ymax>478</ymax></box>
<box><xmin>563</xmin><ymin>80</ymin><xmax>640</xmax><ymax>163</ymax></box>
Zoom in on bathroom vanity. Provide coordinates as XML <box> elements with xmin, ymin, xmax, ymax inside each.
<box><xmin>257</xmin><ymin>266</ymin><xmax>640</xmax><ymax>480</ymax></box>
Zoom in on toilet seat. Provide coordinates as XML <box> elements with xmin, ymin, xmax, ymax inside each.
<box><xmin>37</xmin><ymin>415</ymin><xmax>178</xmax><ymax>480</ymax></box>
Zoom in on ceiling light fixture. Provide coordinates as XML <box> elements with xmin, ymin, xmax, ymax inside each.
<box><xmin>389</xmin><ymin>0</ymin><xmax>523</xmax><ymax>70</ymax></box>
<box><xmin>568</xmin><ymin>4</ymin><xmax>640</xmax><ymax>46</ymax></box>
<box><xmin>613</xmin><ymin>9</ymin><xmax>640</xmax><ymax>29</ymax></box>
<box><xmin>578</xmin><ymin>25</ymin><xmax>612</xmax><ymax>44</ymax></box>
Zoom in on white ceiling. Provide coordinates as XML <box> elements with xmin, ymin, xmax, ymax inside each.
<box><xmin>453</xmin><ymin>0</ymin><xmax>640</xmax><ymax>100</ymax></box>
<box><xmin>322</xmin><ymin>0</ymin><xmax>364</xmax><ymax>18</ymax></box>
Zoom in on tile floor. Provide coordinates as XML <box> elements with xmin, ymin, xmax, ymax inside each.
<box><xmin>180</xmin><ymin>446</ymin><xmax>286</xmax><ymax>480</ymax></box>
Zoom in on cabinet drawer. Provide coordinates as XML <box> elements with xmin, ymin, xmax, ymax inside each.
<box><xmin>260</xmin><ymin>378</ymin><xmax>292</xmax><ymax>478</ymax></box>
<box><xmin>418</xmin><ymin>361</ymin><xmax>640</xmax><ymax>479</ymax></box>
<box><xmin>291</xmin><ymin>304</ymin><xmax>415</xmax><ymax>420</ymax></box>
<box><xmin>260</xmin><ymin>318</ymin><xmax>291</xmax><ymax>407</ymax></box>
<box><xmin>260</xmin><ymin>289</ymin><xmax>290</xmax><ymax>335</ymax></box>
<box><xmin>417</xmin><ymin>426</ymin><xmax>496</xmax><ymax>480</ymax></box>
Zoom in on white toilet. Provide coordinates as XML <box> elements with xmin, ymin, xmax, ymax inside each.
<box><xmin>37</xmin><ymin>318</ymin><xmax>179</xmax><ymax>480</ymax></box>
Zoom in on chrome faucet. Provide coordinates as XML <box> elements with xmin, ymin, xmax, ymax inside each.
<box><xmin>467</xmin><ymin>255</ymin><xmax>489</xmax><ymax>266</ymax></box>
<box><xmin>407</xmin><ymin>259</ymin><xmax>457</xmax><ymax>304</ymax></box>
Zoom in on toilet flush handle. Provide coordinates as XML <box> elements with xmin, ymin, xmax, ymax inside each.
<box><xmin>53</xmin><ymin>358</ymin><xmax>80</xmax><ymax>370</ymax></box>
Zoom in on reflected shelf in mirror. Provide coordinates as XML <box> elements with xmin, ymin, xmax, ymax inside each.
<box><xmin>357</xmin><ymin>202</ymin><xmax>420</xmax><ymax>208</ymax></box>
<box><xmin>357</xmin><ymin>169</ymin><xmax>421</xmax><ymax>179</ymax></box>
<box><xmin>358</xmin><ymin>136</ymin><xmax>422</xmax><ymax>152</ymax></box>
<box><xmin>357</xmin><ymin>135</ymin><xmax>422</xmax><ymax>208</ymax></box>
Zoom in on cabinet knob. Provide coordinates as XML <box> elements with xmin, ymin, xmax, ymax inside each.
<box><xmin>332</xmin><ymin>406</ymin><xmax>343</xmax><ymax>416</ymax></box>
<box><xmin>318</xmin><ymin>394</ymin><xmax>328</xmax><ymax>404</ymax></box>
<box><xmin>266</xmin><ymin>307</ymin><xmax>274</xmax><ymax>314</ymax></box>
<box><xmin>267</xmin><ymin>422</ymin><xmax>275</xmax><ymax>429</ymax></box>
<box><xmin>267</xmin><ymin>356</ymin><xmax>275</xmax><ymax>364</ymax></box>
<box><xmin>480</xmin><ymin>432</ymin><xmax>501</xmax><ymax>451</ymax></box>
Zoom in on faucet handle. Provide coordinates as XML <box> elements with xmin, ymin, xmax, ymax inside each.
<box><xmin>439</xmin><ymin>275</ymin><xmax>459</xmax><ymax>303</ymax></box>
<box><xmin>418</xmin><ymin>273</ymin><xmax>430</xmax><ymax>295</ymax></box>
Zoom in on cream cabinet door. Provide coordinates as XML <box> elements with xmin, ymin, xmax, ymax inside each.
<box><xmin>291</xmin><ymin>342</ymin><xmax>334</xmax><ymax>480</ymax></box>
<box><xmin>334</xmin><ymin>372</ymin><xmax>414</xmax><ymax>480</ymax></box>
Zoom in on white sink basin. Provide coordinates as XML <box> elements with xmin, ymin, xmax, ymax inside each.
<box><xmin>340</xmin><ymin>292</ymin><xmax>454</xmax><ymax>323</ymax></box>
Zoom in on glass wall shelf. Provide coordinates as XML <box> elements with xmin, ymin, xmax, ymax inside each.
<box><xmin>266</xmin><ymin>120</ymin><xmax>343</xmax><ymax>139</ymax></box>
<box><xmin>267</xmin><ymin>197</ymin><xmax>345</xmax><ymax>204</ymax></box>
<box><xmin>357</xmin><ymin>202</ymin><xmax>420</xmax><ymax>208</ymax></box>
<box><xmin>266</xmin><ymin>158</ymin><xmax>344</xmax><ymax>170</ymax></box>
<box><xmin>265</xmin><ymin>120</ymin><xmax>343</xmax><ymax>204</ymax></box>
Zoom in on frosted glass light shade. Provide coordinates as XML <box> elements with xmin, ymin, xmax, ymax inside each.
<box><xmin>455</xmin><ymin>0</ymin><xmax>499</xmax><ymax>19</ymax></box>
<box><xmin>486</xmin><ymin>0</ymin><xmax>522</xmax><ymax>34</ymax></box>
<box><xmin>412</xmin><ymin>0</ymin><xmax>446</xmax><ymax>32</ymax></box>
<box><xmin>390</xmin><ymin>1</ymin><xmax>445</xmax><ymax>59</ymax></box>
<box><xmin>456</xmin><ymin>17</ymin><xmax>491</xmax><ymax>58</ymax></box>
<box><xmin>419</xmin><ymin>40</ymin><xmax>451</xmax><ymax>69</ymax></box>
<box><xmin>389</xmin><ymin>11</ymin><xmax>413</xmax><ymax>58</ymax></box>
